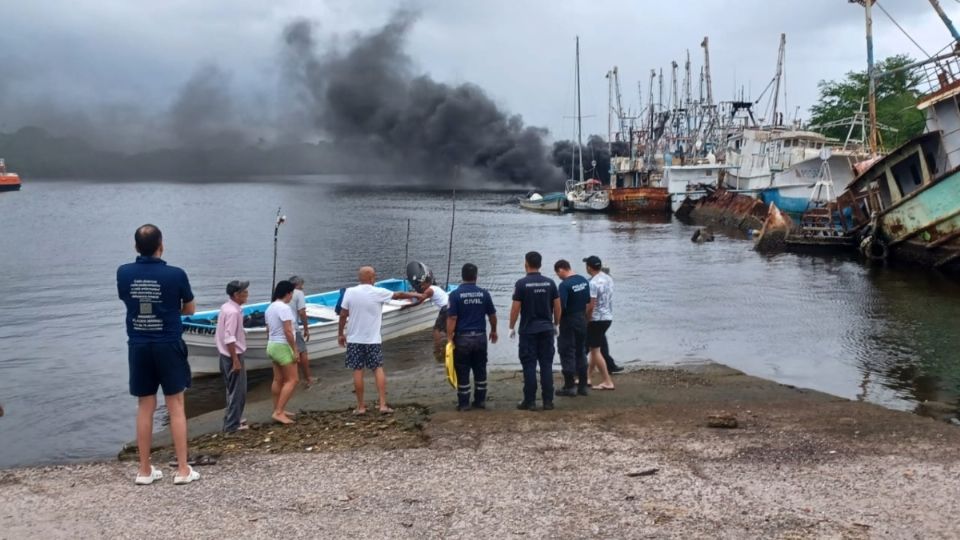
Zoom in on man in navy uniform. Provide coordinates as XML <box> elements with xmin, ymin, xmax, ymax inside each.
<box><xmin>508</xmin><ymin>251</ymin><xmax>561</xmax><ymax>411</ymax></box>
<box><xmin>117</xmin><ymin>224</ymin><xmax>200</xmax><ymax>485</ymax></box>
<box><xmin>553</xmin><ymin>259</ymin><xmax>591</xmax><ymax>397</ymax></box>
<box><xmin>446</xmin><ymin>263</ymin><xmax>498</xmax><ymax>411</ymax></box>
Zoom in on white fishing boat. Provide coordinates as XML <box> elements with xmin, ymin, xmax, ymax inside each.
<box><xmin>664</xmin><ymin>160</ymin><xmax>734</xmax><ymax>213</ymax></box>
<box><xmin>519</xmin><ymin>191</ymin><xmax>567</xmax><ymax>212</ymax></box>
<box><xmin>182</xmin><ymin>278</ymin><xmax>451</xmax><ymax>376</ymax></box>
<box><xmin>565</xmin><ymin>178</ymin><xmax>609</xmax><ymax>211</ymax></box>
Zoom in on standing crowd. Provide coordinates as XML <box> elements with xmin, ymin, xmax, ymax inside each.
<box><xmin>117</xmin><ymin>224</ymin><xmax>622</xmax><ymax>486</ymax></box>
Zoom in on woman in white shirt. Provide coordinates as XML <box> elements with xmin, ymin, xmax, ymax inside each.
<box><xmin>265</xmin><ymin>280</ymin><xmax>299</xmax><ymax>424</ymax></box>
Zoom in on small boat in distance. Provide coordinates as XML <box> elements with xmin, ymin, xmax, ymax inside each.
<box><xmin>0</xmin><ymin>159</ymin><xmax>21</xmax><ymax>192</ymax></box>
<box><xmin>181</xmin><ymin>278</ymin><xmax>455</xmax><ymax>376</ymax></box>
<box><xmin>565</xmin><ymin>178</ymin><xmax>610</xmax><ymax>212</ymax></box>
<box><xmin>519</xmin><ymin>192</ymin><xmax>567</xmax><ymax>213</ymax></box>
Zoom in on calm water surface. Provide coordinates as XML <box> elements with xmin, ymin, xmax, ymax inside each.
<box><xmin>1</xmin><ymin>176</ymin><xmax>958</xmax><ymax>468</ymax></box>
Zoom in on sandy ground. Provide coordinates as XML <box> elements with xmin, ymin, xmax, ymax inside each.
<box><xmin>3</xmin><ymin>363</ymin><xmax>960</xmax><ymax>539</ymax></box>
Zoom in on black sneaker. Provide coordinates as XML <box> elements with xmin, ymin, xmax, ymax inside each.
<box><xmin>542</xmin><ymin>402</ymin><xmax>555</xmax><ymax>411</ymax></box>
<box><xmin>471</xmin><ymin>402</ymin><xmax>486</xmax><ymax>410</ymax></box>
<box><xmin>577</xmin><ymin>387</ymin><xmax>590</xmax><ymax>396</ymax></box>
<box><xmin>555</xmin><ymin>387</ymin><xmax>577</xmax><ymax>397</ymax></box>
<box><xmin>456</xmin><ymin>404</ymin><xmax>472</xmax><ymax>412</ymax></box>
<box><xmin>516</xmin><ymin>401</ymin><xmax>536</xmax><ymax>411</ymax></box>
<box><xmin>609</xmin><ymin>365</ymin><xmax>625</xmax><ymax>374</ymax></box>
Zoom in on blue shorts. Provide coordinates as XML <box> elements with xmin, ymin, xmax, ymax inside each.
<box><xmin>345</xmin><ymin>343</ymin><xmax>383</xmax><ymax>370</ymax></box>
<box><xmin>128</xmin><ymin>340</ymin><xmax>191</xmax><ymax>397</ymax></box>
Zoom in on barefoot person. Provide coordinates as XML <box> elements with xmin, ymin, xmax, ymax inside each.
<box><xmin>508</xmin><ymin>251</ymin><xmax>561</xmax><ymax>411</ymax></box>
<box><xmin>288</xmin><ymin>275</ymin><xmax>315</xmax><ymax>387</ymax></box>
<box><xmin>446</xmin><ymin>263</ymin><xmax>498</xmax><ymax>411</ymax></box>
<box><xmin>117</xmin><ymin>224</ymin><xmax>200</xmax><ymax>485</ymax></box>
<box><xmin>215</xmin><ymin>280</ymin><xmax>250</xmax><ymax>432</ymax></box>
<box><xmin>337</xmin><ymin>266</ymin><xmax>421</xmax><ymax>415</ymax></box>
<box><xmin>584</xmin><ymin>255</ymin><xmax>615</xmax><ymax>390</ymax></box>
<box><xmin>265</xmin><ymin>280</ymin><xmax>299</xmax><ymax>424</ymax></box>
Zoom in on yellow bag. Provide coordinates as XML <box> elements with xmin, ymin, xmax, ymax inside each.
<box><xmin>444</xmin><ymin>341</ymin><xmax>457</xmax><ymax>389</ymax></box>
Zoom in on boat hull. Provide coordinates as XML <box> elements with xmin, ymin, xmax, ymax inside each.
<box><xmin>519</xmin><ymin>197</ymin><xmax>566</xmax><ymax>212</ymax></box>
<box><xmin>878</xmin><ymin>168</ymin><xmax>960</xmax><ymax>270</ymax></box>
<box><xmin>0</xmin><ymin>174</ymin><xmax>21</xmax><ymax>191</ymax></box>
<box><xmin>608</xmin><ymin>187</ymin><xmax>670</xmax><ymax>213</ymax></box>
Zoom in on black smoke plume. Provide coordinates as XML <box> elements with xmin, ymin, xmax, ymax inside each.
<box><xmin>551</xmin><ymin>135</ymin><xmax>624</xmax><ymax>184</ymax></box>
<box><xmin>281</xmin><ymin>13</ymin><xmax>563</xmax><ymax>188</ymax></box>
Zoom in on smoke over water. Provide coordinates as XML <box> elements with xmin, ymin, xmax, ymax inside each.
<box><xmin>281</xmin><ymin>13</ymin><xmax>563</xmax><ymax>187</ymax></box>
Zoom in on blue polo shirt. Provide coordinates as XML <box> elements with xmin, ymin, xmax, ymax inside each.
<box><xmin>512</xmin><ymin>272</ymin><xmax>558</xmax><ymax>335</ymax></box>
<box><xmin>448</xmin><ymin>283</ymin><xmax>496</xmax><ymax>334</ymax></box>
<box><xmin>117</xmin><ymin>256</ymin><xmax>194</xmax><ymax>344</ymax></box>
<box><xmin>558</xmin><ymin>274</ymin><xmax>590</xmax><ymax>317</ymax></box>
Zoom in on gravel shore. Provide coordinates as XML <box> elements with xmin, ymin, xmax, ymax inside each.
<box><xmin>3</xmin><ymin>363</ymin><xmax>959</xmax><ymax>539</ymax></box>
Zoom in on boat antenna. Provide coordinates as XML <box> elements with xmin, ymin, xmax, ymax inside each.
<box><xmin>445</xmin><ymin>188</ymin><xmax>456</xmax><ymax>289</ymax></box>
<box><xmin>403</xmin><ymin>218</ymin><xmax>411</xmax><ymax>275</ymax></box>
<box><xmin>272</xmin><ymin>206</ymin><xmax>286</xmax><ymax>295</ymax></box>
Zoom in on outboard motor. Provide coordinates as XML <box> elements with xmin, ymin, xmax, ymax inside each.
<box><xmin>406</xmin><ymin>261</ymin><xmax>433</xmax><ymax>292</ymax></box>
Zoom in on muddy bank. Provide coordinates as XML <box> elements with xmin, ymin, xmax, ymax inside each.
<box><xmin>4</xmin><ymin>364</ymin><xmax>960</xmax><ymax>538</ymax></box>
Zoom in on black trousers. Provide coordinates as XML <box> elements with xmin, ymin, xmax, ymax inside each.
<box><xmin>454</xmin><ymin>333</ymin><xmax>488</xmax><ymax>408</ymax></box>
<box><xmin>557</xmin><ymin>313</ymin><xmax>588</xmax><ymax>389</ymax></box>
<box><xmin>519</xmin><ymin>331</ymin><xmax>555</xmax><ymax>404</ymax></box>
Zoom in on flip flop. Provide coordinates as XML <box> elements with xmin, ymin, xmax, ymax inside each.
<box><xmin>591</xmin><ymin>384</ymin><xmax>615</xmax><ymax>391</ymax></box>
<box><xmin>352</xmin><ymin>408</ymin><xmax>367</xmax><ymax>416</ymax></box>
<box><xmin>272</xmin><ymin>414</ymin><xmax>295</xmax><ymax>425</ymax></box>
<box><xmin>379</xmin><ymin>407</ymin><xmax>395</xmax><ymax>415</ymax></box>
<box><xmin>134</xmin><ymin>465</ymin><xmax>163</xmax><ymax>485</ymax></box>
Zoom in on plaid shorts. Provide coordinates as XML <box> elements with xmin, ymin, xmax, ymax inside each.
<box><xmin>345</xmin><ymin>343</ymin><xmax>384</xmax><ymax>370</ymax></box>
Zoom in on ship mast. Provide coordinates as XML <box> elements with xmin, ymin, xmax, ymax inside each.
<box><xmin>771</xmin><ymin>33</ymin><xmax>786</xmax><ymax>127</ymax></box>
<box><xmin>576</xmin><ymin>36</ymin><xmax>584</xmax><ymax>183</ymax></box>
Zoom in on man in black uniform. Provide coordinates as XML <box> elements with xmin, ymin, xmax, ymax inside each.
<box><xmin>509</xmin><ymin>251</ymin><xmax>561</xmax><ymax>411</ymax></box>
<box><xmin>553</xmin><ymin>259</ymin><xmax>591</xmax><ymax>397</ymax></box>
<box><xmin>446</xmin><ymin>263</ymin><xmax>498</xmax><ymax>411</ymax></box>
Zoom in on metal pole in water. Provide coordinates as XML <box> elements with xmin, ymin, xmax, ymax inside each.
<box><xmin>404</xmin><ymin>218</ymin><xmax>411</xmax><ymax>275</ymax></box>
<box><xmin>445</xmin><ymin>189</ymin><xmax>456</xmax><ymax>288</ymax></box>
<box><xmin>272</xmin><ymin>207</ymin><xmax>285</xmax><ymax>296</ymax></box>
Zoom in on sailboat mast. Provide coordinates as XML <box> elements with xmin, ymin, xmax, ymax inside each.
<box><xmin>576</xmin><ymin>36</ymin><xmax>584</xmax><ymax>183</ymax></box>
<box><xmin>863</xmin><ymin>0</ymin><xmax>879</xmax><ymax>156</ymax></box>
<box><xmin>771</xmin><ymin>33</ymin><xmax>785</xmax><ymax>127</ymax></box>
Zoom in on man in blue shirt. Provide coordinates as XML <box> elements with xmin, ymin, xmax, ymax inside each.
<box><xmin>509</xmin><ymin>251</ymin><xmax>561</xmax><ymax>411</ymax></box>
<box><xmin>553</xmin><ymin>259</ymin><xmax>591</xmax><ymax>397</ymax></box>
<box><xmin>117</xmin><ymin>224</ymin><xmax>199</xmax><ymax>486</ymax></box>
<box><xmin>445</xmin><ymin>263</ymin><xmax>498</xmax><ymax>411</ymax></box>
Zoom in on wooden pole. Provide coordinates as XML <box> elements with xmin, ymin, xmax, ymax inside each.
<box><xmin>445</xmin><ymin>189</ymin><xmax>456</xmax><ymax>288</ymax></box>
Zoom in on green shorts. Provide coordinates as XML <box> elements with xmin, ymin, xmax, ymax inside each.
<box><xmin>267</xmin><ymin>342</ymin><xmax>296</xmax><ymax>366</ymax></box>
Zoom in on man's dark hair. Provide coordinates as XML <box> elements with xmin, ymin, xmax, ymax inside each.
<box><xmin>554</xmin><ymin>259</ymin><xmax>571</xmax><ymax>272</ymax></box>
<box><xmin>461</xmin><ymin>263</ymin><xmax>478</xmax><ymax>282</ymax></box>
<box><xmin>134</xmin><ymin>224</ymin><xmax>162</xmax><ymax>256</ymax></box>
<box><xmin>525</xmin><ymin>251</ymin><xmax>542</xmax><ymax>269</ymax></box>
<box><xmin>272</xmin><ymin>280</ymin><xmax>296</xmax><ymax>301</ymax></box>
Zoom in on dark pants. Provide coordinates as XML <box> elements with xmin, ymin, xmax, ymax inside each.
<box><xmin>558</xmin><ymin>313</ymin><xmax>588</xmax><ymax>390</ymax></box>
<box><xmin>519</xmin><ymin>331</ymin><xmax>555</xmax><ymax>404</ymax></box>
<box><xmin>219</xmin><ymin>353</ymin><xmax>247</xmax><ymax>432</ymax></box>
<box><xmin>453</xmin><ymin>332</ymin><xmax>488</xmax><ymax>408</ymax></box>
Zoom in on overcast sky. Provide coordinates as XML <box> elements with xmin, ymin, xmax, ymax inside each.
<box><xmin>0</xmin><ymin>0</ymin><xmax>955</xmax><ymax>150</ymax></box>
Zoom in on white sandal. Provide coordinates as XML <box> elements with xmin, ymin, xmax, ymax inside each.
<box><xmin>173</xmin><ymin>465</ymin><xmax>201</xmax><ymax>485</ymax></box>
<box><xmin>134</xmin><ymin>465</ymin><xmax>163</xmax><ymax>485</ymax></box>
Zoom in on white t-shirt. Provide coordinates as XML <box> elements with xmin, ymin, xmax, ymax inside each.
<box><xmin>428</xmin><ymin>285</ymin><xmax>448</xmax><ymax>310</ymax></box>
<box><xmin>265</xmin><ymin>300</ymin><xmax>295</xmax><ymax>343</ymax></box>
<box><xmin>589</xmin><ymin>272</ymin><xmax>614</xmax><ymax>322</ymax></box>
<box><xmin>341</xmin><ymin>284</ymin><xmax>394</xmax><ymax>344</ymax></box>
<box><xmin>289</xmin><ymin>289</ymin><xmax>306</xmax><ymax>327</ymax></box>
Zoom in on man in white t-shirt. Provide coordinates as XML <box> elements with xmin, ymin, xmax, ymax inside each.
<box><xmin>337</xmin><ymin>266</ymin><xmax>421</xmax><ymax>415</ymax></box>
<box><xmin>415</xmin><ymin>274</ymin><xmax>449</xmax><ymax>362</ymax></box>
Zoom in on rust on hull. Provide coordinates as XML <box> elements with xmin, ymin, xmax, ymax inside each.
<box><xmin>607</xmin><ymin>187</ymin><xmax>670</xmax><ymax>213</ymax></box>
<box><xmin>676</xmin><ymin>187</ymin><xmax>767</xmax><ymax>233</ymax></box>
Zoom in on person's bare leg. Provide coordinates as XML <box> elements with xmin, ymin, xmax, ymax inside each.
<box><xmin>589</xmin><ymin>348</ymin><xmax>614</xmax><ymax>388</ymax></box>
<box><xmin>299</xmin><ymin>352</ymin><xmax>314</xmax><ymax>387</ymax></box>
<box><xmin>353</xmin><ymin>369</ymin><xmax>366</xmax><ymax>411</ymax></box>
<box><xmin>374</xmin><ymin>367</ymin><xmax>389</xmax><ymax>410</ymax></box>
<box><xmin>271</xmin><ymin>363</ymin><xmax>281</xmax><ymax>411</ymax></box>
<box><xmin>164</xmin><ymin>392</ymin><xmax>191</xmax><ymax>477</ymax></box>
<box><xmin>273</xmin><ymin>364</ymin><xmax>298</xmax><ymax>424</ymax></box>
<box><xmin>136</xmin><ymin>395</ymin><xmax>157</xmax><ymax>476</ymax></box>
<box><xmin>433</xmin><ymin>329</ymin><xmax>444</xmax><ymax>362</ymax></box>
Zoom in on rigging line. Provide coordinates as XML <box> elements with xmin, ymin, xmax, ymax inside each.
<box><xmin>876</xmin><ymin>1</ymin><xmax>931</xmax><ymax>57</ymax></box>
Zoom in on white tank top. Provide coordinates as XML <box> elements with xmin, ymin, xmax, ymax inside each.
<box><xmin>429</xmin><ymin>285</ymin><xmax>449</xmax><ymax>309</ymax></box>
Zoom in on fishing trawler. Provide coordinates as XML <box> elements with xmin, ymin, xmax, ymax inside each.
<box><xmin>0</xmin><ymin>159</ymin><xmax>21</xmax><ymax>192</ymax></box>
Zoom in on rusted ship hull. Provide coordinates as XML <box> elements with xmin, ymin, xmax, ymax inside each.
<box><xmin>607</xmin><ymin>187</ymin><xmax>670</xmax><ymax>213</ymax></box>
<box><xmin>675</xmin><ymin>187</ymin><xmax>767</xmax><ymax>233</ymax></box>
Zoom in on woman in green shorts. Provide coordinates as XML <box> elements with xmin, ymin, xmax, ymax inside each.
<box><xmin>265</xmin><ymin>280</ymin><xmax>299</xmax><ymax>424</ymax></box>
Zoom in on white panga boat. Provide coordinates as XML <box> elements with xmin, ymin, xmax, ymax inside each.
<box><xmin>182</xmin><ymin>278</ymin><xmax>453</xmax><ymax>376</ymax></box>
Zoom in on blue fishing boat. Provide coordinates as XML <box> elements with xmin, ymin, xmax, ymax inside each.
<box><xmin>519</xmin><ymin>191</ymin><xmax>567</xmax><ymax>213</ymax></box>
<box><xmin>182</xmin><ymin>278</ymin><xmax>456</xmax><ymax>376</ymax></box>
